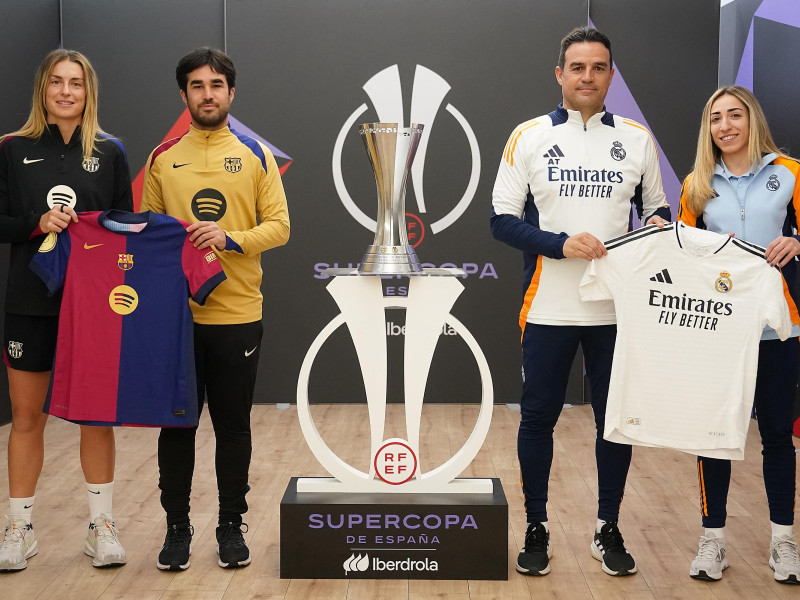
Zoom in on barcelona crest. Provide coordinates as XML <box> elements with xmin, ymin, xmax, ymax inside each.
<box><xmin>118</xmin><ymin>253</ymin><xmax>134</xmax><ymax>271</ymax></box>
<box><xmin>82</xmin><ymin>157</ymin><xmax>100</xmax><ymax>172</ymax></box>
<box><xmin>224</xmin><ymin>157</ymin><xmax>242</xmax><ymax>173</ymax></box>
<box><xmin>7</xmin><ymin>341</ymin><xmax>22</xmax><ymax>360</ymax></box>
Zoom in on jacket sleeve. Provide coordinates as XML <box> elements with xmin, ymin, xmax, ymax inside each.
<box><xmin>489</xmin><ymin>124</ymin><xmax>567</xmax><ymax>259</ymax></box>
<box><xmin>0</xmin><ymin>137</ymin><xmax>44</xmax><ymax>243</ymax></box>
<box><xmin>140</xmin><ymin>150</ymin><xmax>165</xmax><ymax>215</ymax></box>
<box><xmin>676</xmin><ymin>176</ymin><xmax>699</xmax><ymax>227</ymax></box>
<box><xmin>223</xmin><ymin>143</ymin><xmax>290</xmax><ymax>256</ymax></box>
<box><xmin>774</xmin><ymin>156</ymin><xmax>800</xmax><ymax>243</ymax></box>
<box><xmin>639</xmin><ymin>129</ymin><xmax>671</xmax><ymax>225</ymax></box>
<box><xmin>110</xmin><ymin>140</ymin><xmax>133</xmax><ymax>212</ymax></box>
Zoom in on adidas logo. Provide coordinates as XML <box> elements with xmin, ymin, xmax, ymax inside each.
<box><xmin>542</xmin><ymin>144</ymin><xmax>565</xmax><ymax>159</ymax></box>
<box><xmin>649</xmin><ymin>269</ymin><xmax>672</xmax><ymax>284</ymax></box>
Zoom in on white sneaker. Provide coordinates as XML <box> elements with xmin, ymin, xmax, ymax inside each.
<box><xmin>0</xmin><ymin>518</ymin><xmax>38</xmax><ymax>571</ymax></box>
<box><xmin>770</xmin><ymin>534</ymin><xmax>800</xmax><ymax>585</ymax></box>
<box><xmin>689</xmin><ymin>533</ymin><xmax>727</xmax><ymax>581</ymax></box>
<box><xmin>84</xmin><ymin>515</ymin><xmax>126</xmax><ymax>567</ymax></box>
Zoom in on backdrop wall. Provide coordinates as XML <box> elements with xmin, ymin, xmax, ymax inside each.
<box><xmin>0</xmin><ymin>0</ymin><xmax>721</xmax><ymax>425</ymax></box>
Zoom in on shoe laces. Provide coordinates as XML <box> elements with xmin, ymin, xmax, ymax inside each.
<box><xmin>598</xmin><ymin>522</ymin><xmax>626</xmax><ymax>553</ymax></box>
<box><xmin>218</xmin><ymin>522</ymin><xmax>248</xmax><ymax>547</ymax></box>
<box><xmin>697</xmin><ymin>535</ymin><xmax>724</xmax><ymax>560</ymax></box>
<box><xmin>2</xmin><ymin>519</ymin><xmax>24</xmax><ymax>548</ymax></box>
<box><xmin>523</xmin><ymin>522</ymin><xmax>548</xmax><ymax>553</ymax></box>
<box><xmin>773</xmin><ymin>535</ymin><xmax>800</xmax><ymax>566</ymax></box>
<box><xmin>93</xmin><ymin>517</ymin><xmax>120</xmax><ymax>545</ymax></box>
<box><xmin>164</xmin><ymin>523</ymin><xmax>194</xmax><ymax>549</ymax></box>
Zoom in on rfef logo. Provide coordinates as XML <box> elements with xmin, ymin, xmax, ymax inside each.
<box><xmin>374</xmin><ymin>440</ymin><xmax>417</xmax><ymax>485</ymax></box>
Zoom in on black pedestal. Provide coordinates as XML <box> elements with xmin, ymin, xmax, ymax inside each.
<box><xmin>280</xmin><ymin>477</ymin><xmax>508</xmax><ymax>579</ymax></box>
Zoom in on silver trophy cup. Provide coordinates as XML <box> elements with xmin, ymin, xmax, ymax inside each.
<box><xmin>357</xmin><ymin>123</ymin><xmax>424</xmax><ymax>274</ymax></box>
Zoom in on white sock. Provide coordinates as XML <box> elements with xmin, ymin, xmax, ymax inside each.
<box><xmin>772</xmin><ymin>522</ymin><xmax>793</xmax><ymax>539</ymax></box>
<box><xmin>704</xmin><ymin>527</ymin><xmax>725</xmax><ymax>539</ymax></box>
<box><xmin>9</xmin><ymin>496</ymin><xmax>34</xmax><ymax>524</ymax></box>
<box><xmin>540</xmin><ymin>521</ymin><xmax>549</xmax><ymax>532</ymax></box>
<box><xmin>87</xmin><ymin>481</ymin><xmax>114</xmax><ymax>522</ymax></box>
<box><xmin>596</xmin><ymin>519</ymin><xmax>607</xmax><ymax>533</ymax></box>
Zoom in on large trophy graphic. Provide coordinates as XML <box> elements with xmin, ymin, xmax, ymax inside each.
<box><xmin>283</xmin><ymin>123</ymin><xmax>506</xmax><ymax>580</ymax></box>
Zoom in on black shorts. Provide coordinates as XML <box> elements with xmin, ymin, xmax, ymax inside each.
<box><xmin>3</xmin><ymin>313</ymin><xmax>58</xmax><ymax>372</ymax></box>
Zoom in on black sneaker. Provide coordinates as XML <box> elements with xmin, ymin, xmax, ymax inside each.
<box><xmin>591</xmin><ymin>522</ymin><xmax>637</xmax><ymax>576</ymax></box>
<box><xmin>216</xmin><ymin>522</ymin><xmax>251</xmax><ymax>568</ymax></box>
<box><xmin>157</xmin><ymin>523</ymin><xmax>193</xmax><ymax>571</ymax></box>
<box><xmin>516</xmin><ymin>521</ymin><xmax>552</xmax><ymax>575</ymax></box>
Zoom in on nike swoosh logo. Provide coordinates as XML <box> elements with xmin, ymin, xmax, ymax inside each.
<box><xmin>84</xmin><ymin>243</ymin><xmax>103</xmax><ymax>250</ymax></box>
<box><xmin>24</xmin><ymin>504</ymin><xmax>33</xmax><ymax>509</ymax></box>
<box><xmin>244</xmin><ymin>346</ymin><xmax>257</xmax><ymax>357</ymax></box>
<box><xmin>173</xmin><ymin>162</ymin><xmax>190</xmax><ymax>168</ymax></box>
<box><xmin>23</xmin><ymin>157</ymin><xmax>44</xmax><ymax>164</ymax></box>
<box><xmin>88</xmin><ymin>490</ymin><xmax>100</xmax><ymax>495</ymax></box>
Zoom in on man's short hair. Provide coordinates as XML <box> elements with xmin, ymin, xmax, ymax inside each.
<box><xmin>558</xmin><ymin>26</ymin><xmax>612</xmax><ymax>70</ymax></box>
<box><xmin>176</xmin><ymin>47</ymin><xmax>236</xmax><ymax>93</ymax></box>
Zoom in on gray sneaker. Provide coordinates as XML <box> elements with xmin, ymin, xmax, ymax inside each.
<box><xmin>84</xmin><ymin>514</ymin><xmax>126</xmax><ymax>567</ymax></box>
<box><xmin>689</xmin><ymin>533</ymin><xmax>727</xmax><ymax>581</ymax></box>
<box><xmin>770</xmin><ymin>534</ymin><xmax>800</xmax><ymax>585</ymax></box>
<box><xmin>0</xmin><ymin>518</ymin><xmax>37</xmax><ymax>571</ymax></box>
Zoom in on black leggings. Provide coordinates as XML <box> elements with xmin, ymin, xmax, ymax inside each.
<box><xmin>698</xmin><ymin>337</ymin><xmax>799</xmax><ymax>528</ymax></box>
<box><xmin>158</xmin><ymin>321</ymin><xmax>263</xmax><ymax>525</ymax></box>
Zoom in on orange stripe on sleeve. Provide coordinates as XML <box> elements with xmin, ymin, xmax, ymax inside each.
<box><xmin>780</xmin><ymin>272</ymin><xmax>800</xmax><ymax>327</ymax></box>
<box><xmin>504</xmin><ymin>120</ymin><xmax>539</xmax><ymax>166</ymax></box>
<box><xmin>677</xmin><ymin>176</ymin><xmax>698</xmax><ymax>227</ymax></box>
<box><xmin>623</xmin><ymin>119</ymin><xmax>660</xmax><ymax>161</ymax></box>
<box><xmin>519</xmin><ymin>256</ymin><xmax>543</xmax><ymax>334</ymax></box>
<box><xmin>773</xmin><ymin>156</ymin><xmax>800</xmax><ymax>231</ymax></box>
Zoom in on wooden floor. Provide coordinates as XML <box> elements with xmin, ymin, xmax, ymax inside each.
<box><xmin>0</xmin><ymin>403</ymin><xmax>799</xmax><ymax>599</ymax></box>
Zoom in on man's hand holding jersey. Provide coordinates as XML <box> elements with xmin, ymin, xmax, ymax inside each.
<box><xmin>563</xmin><ymin>231</ymin><xmax>607</xmax><ymax>261</ymax></box>
<box><xmin>187</xmin><ymin>221</ymin><xmax>227</xmax><ymax>250</ymax></box>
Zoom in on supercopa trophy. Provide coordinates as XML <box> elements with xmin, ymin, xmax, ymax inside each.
<box><xmin>283</xmin><ymin>123</ymin><xmax>506</xmax><ymax>580</ymax></box>
<box><xmin>357</xmin><ymin>123</ymin><xmax>423</xmax><ymax>275</ymax></box>
<box><xmin>295</xmin><ymin>123</ymin><xmax>494</xmax><ymax>493</ymax></box>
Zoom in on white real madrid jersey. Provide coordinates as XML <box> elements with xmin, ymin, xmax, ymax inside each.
<box><xmin>579</xmin><ymin>222</ymin><xmax>794</xmax><ymax>460</ymax></box>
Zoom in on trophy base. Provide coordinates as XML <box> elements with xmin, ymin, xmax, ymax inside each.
<box><xmin>280</xmin><ymin>477</ymin><xmax>508</xmax><ymax>579</ymax></box>
<box><xmin>358</xmin><ymin>245</ymin><xmax>422</xmax><ymax>275</ymax></box>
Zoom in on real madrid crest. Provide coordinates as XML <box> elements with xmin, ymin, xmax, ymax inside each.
<box><xmin>610</xmin><ymin>141</ymin><xmax>626</xmax><ymax>161</ymax></box>
<box><xmin>715</xmin><ymin>271</ymin><xmax>733</xmax><ymax>293</ymax></box>
<box><xmin>82</xmin><ymin>157</ymin><xmax>100</xmax><ymax>172</ymax></box>
<box><xmin>224</xmin><ymin>157</ymin><xmax>242</xmax><ymax>173</ymax></box>
<box><xmin>767</xmin><ymin>174</ymin><xmax>780</xmax><ymax>191</ymax></box>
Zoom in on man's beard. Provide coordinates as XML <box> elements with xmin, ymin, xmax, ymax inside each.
<box><xmin>190</xmin><ymin>104</ymin><xmax>229</xmax><ymax>129</ymax></box>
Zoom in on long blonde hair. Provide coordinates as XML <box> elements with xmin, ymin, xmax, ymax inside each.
<box><xmin>1</xmin><ymin>49</ymin><xmax>106</xmax><ymax>160</ymax></box>
<box><xmin>684</xmin><ymin>85</ymin><xmax>782</xmax><ymax>215</ymax></box>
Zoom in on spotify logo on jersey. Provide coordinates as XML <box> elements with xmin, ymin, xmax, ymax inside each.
<box><xmin>109</xmin><ymin>285</ymin><xmax>139</xmax><ymax>315</ymax></box>
<box><xmin>191</xmin><ymin>188</ymin><xmax>227</xmax><ymax>221</ymax></box>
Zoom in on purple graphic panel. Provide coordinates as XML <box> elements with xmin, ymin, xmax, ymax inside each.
<box><xmin>735</xmin><ymin>0</ymin><xmax>800</xmax><ymax>89</ymax></box>
<box><xmin>589</xmin><ymin>19</ymin><xmax>681</xmax><ymax>215</ymax></box>
<box><xmin>229</xmin><ymin>114</ymin><xmax>292</xmax><ymax>161</ymax></box>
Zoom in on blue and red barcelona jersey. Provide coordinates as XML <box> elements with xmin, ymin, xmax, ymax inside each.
<box><xmin>30</xmin><ymin>210</ymin><xmax>226</xmax><ymax>427</ymax></box>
